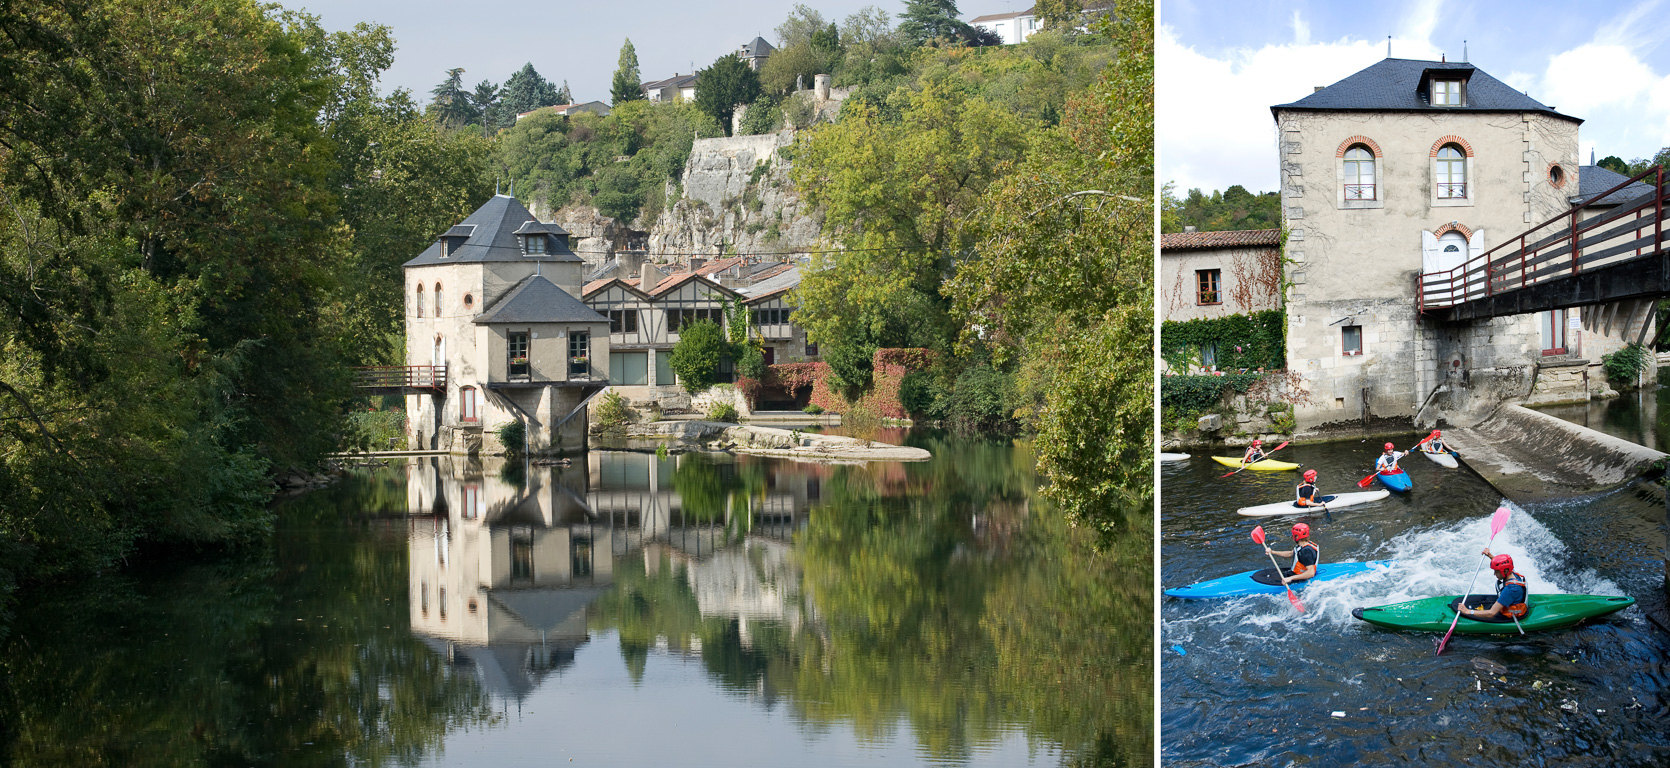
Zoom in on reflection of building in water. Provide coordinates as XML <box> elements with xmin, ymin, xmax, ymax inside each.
<box><xmin>407</xmin><ymin>451</ymin><xmax>824</xmax><ymax>697</ymax></box>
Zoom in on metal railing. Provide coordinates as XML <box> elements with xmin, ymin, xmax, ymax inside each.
<box><xmin>1417</xmin><ymin>166</ymin><xmax>1667</xmax><ymax>311</ymax></box>
<box><xmin>353</xmin><ymin>365</ymin><xmax>447</xmax><ymax>390</ymax></box>
<box><xmin>1345</xmin><ymin>184</ymin><xmax>1376</xmax><ymax>200</ymax></box>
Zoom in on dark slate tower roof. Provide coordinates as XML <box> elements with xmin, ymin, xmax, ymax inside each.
<box><xmin>1271</xmin><ymin>59</ymin><xmax>1580</xmax><ymax>123</ymax></box>
<box><xmin>472</xmin><ymin>275</ymin><xmax>609</xmax><ymax>325</ymax></box>
<box><xmin>405</xmin><ymin>195</ymin><xmax>583</xmax><ymax>267</ymax></box>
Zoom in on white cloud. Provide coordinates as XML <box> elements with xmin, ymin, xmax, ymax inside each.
<box><xmin>1512</xmin><ymin>6</ymin><xmax>1670</xmax><ymax>164</ymax></box>
<box><xmin>1290</xmin><ymin>10</ymin><xmax>1309</xmax><ymax>46</ymax></box>
<box><xmin>1158</xmin><ymin>27</ymin><xmax>1440</xmax><ymax>193</ymax></box>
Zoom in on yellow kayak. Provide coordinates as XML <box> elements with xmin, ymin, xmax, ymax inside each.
<box><xmin>1210</xmin><ymin>456</ymin><xmax>1300</xmax><ymax>471</ymax></box>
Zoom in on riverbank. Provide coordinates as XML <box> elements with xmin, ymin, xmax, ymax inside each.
<box><xmin>591</xmin><ymin>420</ymin><xmax>932</xmax><ymax>462</ymax></box>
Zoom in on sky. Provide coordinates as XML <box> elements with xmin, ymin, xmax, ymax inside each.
<box><xmin>1160</xmin><ymin>0</ymin><xmax>1670</xmax><ymax>195</ymax></box>
<box><xmin>290</xmin><ymin>0</ymin><xmax>929</xmax><ymax>103</ymax></box>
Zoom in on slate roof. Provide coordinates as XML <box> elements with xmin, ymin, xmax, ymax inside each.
<box><xmin>739</xmin><ymin>266</ymin><xmax>801</xmax><ymax>300</ymax></box>
<box><xmin>1271</xmin><ymin>59</ymin><xmax>1579</xmax><ymax>122</ymax></box>
<box><xmin>1160</xmin><ymin>229</ymin><xmax>1282</xmax><ymax>251</ymax></box>
<box><xmin>472</xmin><ymin>275</ymin><xmax>609</xmax><ymax>325</ymax></box>
<box><xmin>1571</xmin><ymin>165</ymin><xmax>1659</xmax><ymax>207</ymax></box>
<box><xmin>406</xmin><ymin>195</ymin><xmax>583</xmax><ymax>267</ymax></box>
<box><xmin>971</xmin><ymin>8</ymin><xmax>1032</xmax><ymax>22</ymax></box>
<box><xmin>742</xmin><ymin>36</ymin><xmax>776</xmax><ymax>57</ymax></box>
<box><xmin>642</xmin><ymin>73</ymin><xmax>698</xmax><ymax>90</ymax></box>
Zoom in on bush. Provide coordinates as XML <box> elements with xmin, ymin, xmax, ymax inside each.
<box><xmin>496</xmin><ymin>419</ymin><xmax>526</xmax><ymax>456</ymax></box>
<box><xmin>936</xmin><ymin>363</ymin><xmax>1018</xmax><ymax>433</ymax></box>
<box><xmin>1159</xmin><ymin>373</ymin><xmax>1263</xmax><ymax>416</ymax></box>
<box><xmin>1160</xmin><ymin>310</ymin><xmax>1286</xmax><ymax>372</ymax></box>
<box><xmin>1603</xmin><ymin>343</ymin><xmax>1650</xmax><ymax>385</ymax></box>
<box><xmin>342</xmin><ymin>408</ymin><xmax>405</xmax><ymax>452</ymax></box>
<box><xmin>802</xmin><ymin>404</ymin><xmax>824</xmax><ymax>414</ymax></box>
<box><xmin>737</xmin><ymin>343</ymin><xmax>768</xmax><ymax>380</ymax></box>
<box><xmin>669</xmin><ymin>319</ymin><xmax>724</xmax><ymax>394</ymax></box>
<box><xmin>707</xmin><ymin>402</ymin><xmax>740</xmax><ymax>423</ymax></box>
<box><xmin>898</xmin><ymin>370</ymin><xmax>933</xmax><ymax>415</ymax></box>
<box><xmin>595</xmin><ymin>391</ymin><xmax>631</xmax><ymax>430</ymax></box>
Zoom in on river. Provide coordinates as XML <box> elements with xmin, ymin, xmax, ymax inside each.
<box><xmin>0</xmin><ymin>429</ymin><xmax>1150</xmax><ymax>767</ymax></box>
<box><xmin>1161</xmin><ymin>436</ymin><xmax>1670</xmax><ymax>766</ymax></box>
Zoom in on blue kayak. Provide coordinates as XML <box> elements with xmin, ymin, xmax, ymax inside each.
<box><xmin>1164</xmin><ymin>560</ymin><xmax>1397</xmax><ymax>599</ymax></box>
<box><xmin>1378</xmin><ymin>469</ymin><xmax>1412</xmax><ymax>492</ymax></box>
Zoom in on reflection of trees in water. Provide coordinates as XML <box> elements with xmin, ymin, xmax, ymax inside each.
<box><xmin>590</xmin><ymin>433</ymin><xmax>1152</xmax><ymax>766</ymax></box>
<box><xmin>0</xmin><ymin>470</ymin><xmax>498</xmax><ymax>765</ymax></box>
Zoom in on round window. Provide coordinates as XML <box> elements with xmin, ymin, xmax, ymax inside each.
<box><xmin>464</xmin><ymin>293</ymin><xmax>474</xmax><ymax>309</ymax></box>
<box><xmin>1548</xmin><ymin>165</ymin><xmax>1566</xmax><ymax>188</ymax></box>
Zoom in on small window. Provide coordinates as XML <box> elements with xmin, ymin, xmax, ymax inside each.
<box><xmin>805</xmin><ymin>341</ymin><xmax>819</xmax><ymax>357</ymax></box>
<box><xmin>508</xmin><ymin>332</ymin><xmax>529</xmax><ymax>378</ymax></box>
<box><xmin>1342</xmin><ymin>325</ymin><xmax>1363</xmax><ymax>356</ymax></box>
<box><xmin>1196</xmin><ymin>269</ymin><xmax>1221</xmax><ymax>305</ymax></box>
<box><xmin>1200</xmin><ymin>342</ymin><xmax>1217</xmax><ymax>367</ymax></box>
<box><xmin>434</xmin><ymin>283</ymin><xmax>443</xmax><ymax>316</ymax></box>
<box><xmin>569</xmin><ymin>331</ymin><xmax>590</xmax><ymax>377</ymax></box>
<box><xmin>1442</xmin><ymin>243</ymin><xmax>1461</xmax><ymax>253</ymax></box>
<box><xmin>1540</xmin><ymin>309</ymin><xmax>1568</xmax><ymax>355</ymax></box>
<box><xmin>1436</xmin><ymin>145</ymin><xmax>1467</xmax><ymax>199</ymax></box>
<box><xmin>463</xmin><ymin>293</ymin><xmax>474</xmax><ymax>309</ymax></box>
<box><xmin>460</xmin><ymin>386</ymin><xmax>478</xmax><ymax>422</ymax></box>
<box><xmin>609</xmin><ymin>309</ymin><xmax>638</xmax><ymax>334</ymax></box>
<box><xmin>525</xmin><ymin>235</ymin><xmax>546</xmax><ymax>255</ymax></box>
<box><xmin>1344</xmin><ymin>146</ymin><xmax>1376</xmax><ymax>200</ymax></box>
<box><xmin>1432</xmin><ymin>80</ymin><xmax>1462</xmax><ymax>106</ymax></box>
<box><xmin>416</xmin><ymin>284</ymin><xmax>425</xmax><ymax>318</ymax></box>
<box><xmin>1549</xmin><ymin>165</ymin><xmax>1566</xmax><ymax>188</ymax></box>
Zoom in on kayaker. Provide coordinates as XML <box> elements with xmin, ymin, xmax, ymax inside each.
<box><xmin>1458</xmin><ymin>550</ymin><xmax>1528</xmax><ymax>620</ymax></box>
<box><xmin>1242</xmin><ymin>439</ymin><xmax>1267</xmax><ymax>466</ymax></box>
<box><xmin>1421</xmin><ymin>430</ymin><xmax>1449</xmax><ymax>454</ymax></box>
<box><xmin>1295</xmin><ymin>469</ymin><xmax>1323</xmax><ymax>507</ymax></box>
<box><xmin>1263</xmin><ymin>523</ymin><xmax>1319</xmax><ymax>584</ymax></box>
<box><xmin>1375</xmin><ymin>443</ymin><xmax>1407</xmax><ymax>472</ymax></box>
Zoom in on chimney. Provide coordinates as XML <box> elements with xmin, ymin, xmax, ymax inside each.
<box><xmin>1314</xmin><ymin>86</ymin><xmax>1324</xmax><ymax>93</ymax></box>
<box><xmin>690</xmin><ymin>257</ymin><xmax>707</xmax><ymax>273</ymax></box>
<box><xmin>640</xmin><ymin>262</ymin><xmax>665</xmax><ymax>290</ymax></box>
<box><xmin>1184</xmin><ymin>225</ymin><xmax>1197</xmax><ymax>233</ymax></box>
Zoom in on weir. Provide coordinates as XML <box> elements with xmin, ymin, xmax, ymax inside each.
<box><xmin>1444</xmin><ymin>404</ymin><xmax>1665</xmax><ymax>501</ymax></box>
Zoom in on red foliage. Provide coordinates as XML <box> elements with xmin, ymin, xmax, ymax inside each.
<box><xmin>742</xmin><ymin>349</ymin><xmax>933</xmax><ymax>418</ymax></box>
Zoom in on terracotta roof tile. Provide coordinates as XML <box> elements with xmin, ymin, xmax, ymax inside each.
<box><xmin>1160</xmin><ymin>229</ymin><xmax>1281</xmax><ymax>251</ymax></box>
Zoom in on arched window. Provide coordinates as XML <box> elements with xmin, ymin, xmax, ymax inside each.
<box><xmin>434</xmin><ymin>283</ymin><xmax>443</xmax><ymax>317</ymax></box>
<box><xmin>416</xmin><ymin>284</ymin><xmax>425</xmax><ymax>318</ymax></box>
<box><xmin>1344</xmin><ymin>146</ymin><xmax>1376</xmax><ymax>200</ymax></box>
<box><xmin>1437</xmin><ymin>145</ymin><xmax>1467</xmax><ymax>199</ymax></box>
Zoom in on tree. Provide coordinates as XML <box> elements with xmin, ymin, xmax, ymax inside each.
<box><xmin>1597</xmin><ymin>155</ymin><xmax>1630</xmax><ymax>175</ymax></box>
<box><xmin>898</xmin><ymin>0</ymin><xmax>967</xmax><ymax>44</ymax></box>
<box><xmin>775</xmin><ymin>4</ymin><xmax>829</xmax><ymax>49</ymax></box>
<box><xmin>501</xmin><ymin>62</ymin><xmax>561</xmax><ymax>117</ymax></box>
<box><xmin>695</xmin><ymin>53</ymin><xmax>762</xmax><ymax>136</ymax></box>
<box><xmin>428</xmin><ymin>67</ymin><xmax>476</xmax><ymax>128</ymax></box>
<box><xmin>668</xmin><ymin>320</ymin><xmax>724</xmax><ymax>393</ymax></box>
<box><xmin>611</xmin><ymin>38</ymin><xmax>644</xmax><ymax>105</ymax></box>
<box><xmin>1033</xmin><ymin>0</ymin><xmax>1083</xmax><ymax>31</ymax></box>
<box><xmin>556</xmin><ymin>79</ymin><xmax>572</xmax><ymax>105</ymax></box>
<box><xmin>760</xmin><ymin>43</ymin><xmax>828</xmax><ymax>95</ymax></box>
<box><xmin>470</xmin><ymin>79</ymin><xmax>502</xmax><ymax>135</ymax></box>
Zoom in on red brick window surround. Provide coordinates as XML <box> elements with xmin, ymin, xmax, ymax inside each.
<box><xmin>1428</xmin><ymin>136</ymin><xmax>1474</xmax><ymax>157</ymax></box>
<box><xmin>1433</xmin><ymin>222</ymin><xmax>1474</xmax><ymax>240</ymax></box>
<box><xmin>1335</xmin><ymin>136</ymin><xmax>1383</xmax><ymax>158</ymax></box>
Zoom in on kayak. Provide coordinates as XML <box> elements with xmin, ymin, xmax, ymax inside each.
<box><xmin>1421</xmin><ymin>450</ymin><xmax>1459</xmax><ymax>468</ymax></box>
<box><xmin>1210</xmin><ymin>456</ymin><xmax>1301</xmax><ymax>471</ymax></box>
<box><xmin>1352</xmin><ymin>593</ymin><xmax>1635</xmax><ymax>634</ymax></box>
<box><xmin>1237</xmin><ymin>490</ymin><xmax>1390</xmax><ymax>517</ymax></box>
<box><xmin>1166</xmin><ymin>560</ymin><xmax>1396</xmax><ymax>599</ymax></box>
<box><xmin>1377</xmin><ymin>469</ymin><xmax>1412</xmax><ymax>492</ymax></box>
<box><xmin>1160</xmin><ymin>452</ymin><xmax>1191</xmax><ymax>462</ymax></box>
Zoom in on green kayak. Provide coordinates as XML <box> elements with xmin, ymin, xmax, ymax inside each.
<box><xmin>1352</xmin><ymin>593</ymin><xmax>1635</xmax><ymax>635</ymax></box>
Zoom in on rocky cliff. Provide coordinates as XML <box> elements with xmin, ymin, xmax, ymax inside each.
<box><xmin>647</xmin><ymin>129</ymin><xmax>824</xmax><ymax>258</ymax></box>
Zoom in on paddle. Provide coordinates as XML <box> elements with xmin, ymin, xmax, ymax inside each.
<box><xmin>1251</xmin><ymin>526</ymin><xmax>1306</xmax><ymax>613</ymax></box>
<box><xmin>1436</xmin><ymin>506</ymin><xmax>1513</xmax><ymax>656</ymax></box>
<box><xmin>1220</xmin><ymin>441</ymin><xmax>1290</xmax><ymax>478</ymax></box>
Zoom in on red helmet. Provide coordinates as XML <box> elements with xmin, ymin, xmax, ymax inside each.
<box><xmin>1490</xmin><ymin>554</ymin><xmax>1513</xmax><ymax>573</ymax></box>
<box><xmin>1291</xmin><ymin>523</ymin><xmax>1310</xmax><ymax>540</ymax></box>
<box><xmin>1384</xmin><ymin>442</ymin><xmax>1395</xmax><ymax>451</ymax></box>
<box><xmin>1432</xmin><ymin>429</ymin><xmax>1442</xmax><ymax>437</ymax></box>
<box><xmin>1252</xmin><ymin>439</ymin><xmax>1263</xmax><ymax>446</ymax></box>
<box><xmin>1303</xmin><ymin>469</ymin><xmax>1318</xmax><ymax>481</ymax></box>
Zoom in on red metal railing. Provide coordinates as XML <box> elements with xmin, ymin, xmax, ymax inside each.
<box><xmin>353</xmin><ymin>365</ymin><xmax>447</xmax><ymax>390</ymax></box>
<box><xmin>1417</xmin><ymin>166</ymin><xmax>1668</xmax><ymax>310</ymax></box>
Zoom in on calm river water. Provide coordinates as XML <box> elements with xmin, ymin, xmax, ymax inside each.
<box><xmin>0</xmin><ymin>429</ymin><xmax>1150</xmax><ymax>767</ymax></box>
<box><xmin>1161</xmin><ymin>435</ymin><xmax>1670</xmax><ymax>766</ymax></box>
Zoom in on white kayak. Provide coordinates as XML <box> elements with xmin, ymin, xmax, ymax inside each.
<box><xmin>1236</xmin><ymin>490</ymin><xmax>1391</xmax><ymax>517</ymax></box>
<box><xmin>1160</xmin><ymin>453</ymin><xmax>1191</xmax><ymax>462</ymax></box>
<box><xmin>1421</xmin><ymin>449</ymin><xmax>1459</xmax><ymax>468</ymax></box>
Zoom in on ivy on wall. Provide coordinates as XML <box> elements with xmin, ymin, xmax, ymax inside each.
<box><xmin>1159</xmin><ymin>372</ymin><xmax>1264</xmax><ymax>416</ymax></box>
<box><xmin>1160</xmin><ymin>310</ymin><xmax>1285</xmax><ymax>372</ymax></box>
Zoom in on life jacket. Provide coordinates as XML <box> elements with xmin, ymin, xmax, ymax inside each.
<box><xmin>1497</xmin><ymin>571</ymin><xmax>1528</xmax><ymax>618</ymax></box>
<box><xmin>1426</xmin><ymin>439</ymin><xmax>1447</xmax><ymax>453</ymax></box>
<box><xmin>1377</xmin><ymin>453</ymin><xmax>1402</xmax><ymax>472</ymax></box>
<box><xmin>1291</xmin><ymin>540</ymin><xmax>1319</xmax><ymax>578</ymax></box>
<box><xmin>1246</xmin><ymin>449</ymin><xmax>1266</xmax><ymax>464</ymax></box>
<box><xmin>1296</xmin><ymin>482</ymin><xmax>1319</xmax><ymax>505</ymax></box>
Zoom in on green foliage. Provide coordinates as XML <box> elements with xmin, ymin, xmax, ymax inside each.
<box><xmin>1159</xmin><ymin>373</ymin><xmax>1263</xmax><ymax>415</ymax></box>
<box><xmin>594</xmin><ymin>391</ymin><xmax>631</xmax><ymax>430</ymax></box>
<box><xmin>738</xmin><ymin>94</ymin><xmax>785</xmax><ymax>135</ymax></box>
<box><xmin>1270</xmin><ymin>410</ymin><xmax>1297</xmax><ymax>434</ymax></box>
<box><xmin>1160</xmin><ymin>310</ymin><xmax>1286</xmax><ymax>372</ymax></box>
<box><xmin>1603</xmin><ymin>343</ymin><xmax>1650</xmax><ymax>385</ymax></box>
<box><xmin>1597</xmin><ymin>155</ymin><xmax>1630</xmax><ymax>175</ymax></box>
<box><xmin>611</xmin><ymin>38</ymin><xmax>644</xmax><ymax>106</ymax></box>
<box><xmin>500</xmin><ymin>62</ymin><xmax>563</xmax><ymax>118</ymax></box>
<box><xmin>1161</xmin><ymin>184</ymin><xmax>1283</xmax><ymax>233</ymax></box>
<box><xmin>428</xmin><ymin>66</ymin><xmax>475</xmax><ymax>128</ymax></box>
<box><xmin>342</xmin><ymin>407</ymin><xmax>406</xmax><ymax>452</ymax></box>
<box><xmin>706</xmin><ymin>401</ymin><xmax>741</xmax><ymax>423</ymax></box>
<box><xmin>1619</xmin><ymin>147</ymin><xmax>1670</xmax><ymax>177</ymax></box>
<box><xmin>694</xmin><ymin>53</ymin><xmax>762</xmax><ymax>136</ymax></box>
<box><xmin>931</xmin><ymin>363</ymin><xmax>1018</xmax><ymax>433</ymax></box>
<box><xmin>760</xmin><ymin>43</ymin><xmax>830</xmax><ymax>96</ymax></box>
<box><xmin>669</xmin><ymin>320</ymin><xmax>725</xmax><ymax>394</ymax></box>
<box><xmin>495</xmin><ymin>419</ymin><xmax>526</xmax><ymax>455</ymax></box>
<box><xmin>898</xmin><ymin>0</ymin><xmax>968</xmax><ymax>44</ymax></box>
<box><xmin>737</xmin><ymin>344</ymin><xmax>768</xmax><ymax>381</ymax></box>
<box><xmin>803</xmin><ymin>403</ymin><xmax>825</xmax><ymax>414</ymax></box>
<box><xmin>898</xmin><ymin>370</ymin><xmax>934</xmax><ymax>415</ymax></box>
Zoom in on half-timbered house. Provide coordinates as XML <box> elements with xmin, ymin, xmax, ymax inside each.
<box><xmin>583</xmin><ymin>263</ymin><xmax>741</xmax><ymax>405</ymax></box>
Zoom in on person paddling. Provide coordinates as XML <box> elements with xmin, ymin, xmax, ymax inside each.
<box><xmin>1263</xmin><ymin>523</ymin><xmax>1320</xmax><ymax>585</ymax></box>
<box><xmin>1295</xmin><ymin>469</ymin><xmax>1324</xmax><ymax>507</ymax></box>
<box><xmin>1242</xmin><ymin>439</ymin><xmax>1267</xmax><ymax>466</ymax></box>
<box><xmin>1419</xmin><ymin>429</ymin><xmax>1450</xmax><ymax>454</ymax></box>
<box><xmin>1458</xmin><ymin>550</ymin><xmax>1528</xmax><ymax>620</ymax></box>
<box><xmin>1375</xmin><ymin>443</ymin><xmax>1407</xmax><ymax>472</ymax></box>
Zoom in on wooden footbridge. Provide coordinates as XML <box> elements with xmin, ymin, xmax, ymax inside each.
<box><xmin>1418</xmin><ymin>166</ymin><xmax>1669</xmax><ymax>342</ymax></box>
<box><xmin>353</xmin><ymin>365</ymin><xmax>447</xmax><ymax>395</ymax></box>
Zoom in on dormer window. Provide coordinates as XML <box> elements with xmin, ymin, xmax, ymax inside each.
<box><xmin>1432</xmin><ymin>80</ymin><xmax>1462</xmax><ymax>106</ymax></box>
<box><xmin>524</xmin><ymin>235</ymin><xmax>547</xmax><ymax>255</ymax></box>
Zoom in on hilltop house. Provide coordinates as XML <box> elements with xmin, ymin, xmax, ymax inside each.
<box><xmin>404</xmin><ymin>195</ymin><xmax>611</xmax><ymax>455</ymax></box>
<box><xmin>1271</xmin><ymin>57</ymin><xmax>1650</xmax><ymax>432</ymax></box>
<box><xmin>970</xmin><ymin>2</ymin><xmax>1116</xmax><ymax>45</ymax></box>
<box><xmin>642</xmin><ymin>73</ymin><xmax>697</xmax><ymax>103</ymax></box>
<box><xmin>515</xmin><ymin>101</ymin><xmax>611</xmax><ymax>121</ymax></box>
<box><xmin>739</xmin><ymin>36</ymin><xmax>776</xmax><ymax>70</ymax></box>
